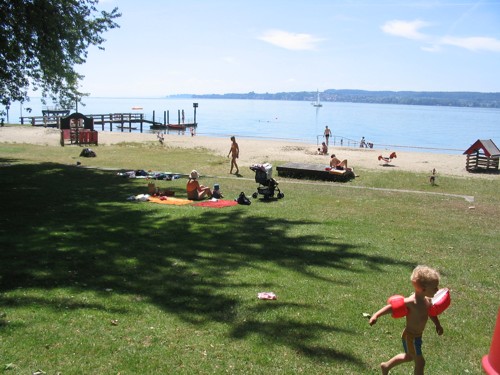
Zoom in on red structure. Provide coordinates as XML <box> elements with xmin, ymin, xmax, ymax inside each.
<box><xmin>463</xmin><ymin>139</ymin><xmax>500</xmax><ymax>173</ymax></box>
<box><xmin>59</xmin><ymin>113</ymin><xmax>98</xmax><ymax>147</ymax></box>
<box><xmin>483</xmin><ymin>308</ymin><xmax>500</xmax><ymax>375</ymax></box>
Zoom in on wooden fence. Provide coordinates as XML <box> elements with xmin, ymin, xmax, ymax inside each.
<box><xmin>465</xmin><ymin>152</ymin><xmax>499</xmax><ymax>172</ymax></box>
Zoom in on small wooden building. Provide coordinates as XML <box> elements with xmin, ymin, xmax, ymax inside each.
<box><xmin>60</xmin><ymin>112</ymin><xmax>94</xmax><ymax>130</ymax></box>
<box><xmin>60</xmin><ymin>113</ymin><xmax>98</xmax><ymax>146</ymax></box>
<box><xmin>463</xmin><ymin>139</ymin><xmax>500</xmax><ymax>172</ymax></box>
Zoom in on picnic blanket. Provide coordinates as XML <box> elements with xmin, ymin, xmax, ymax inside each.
<box><xmin>191</xmin><ymin>199</ymin><xmax>238</xmax><ymax>208</ymax></box>
<box><xmin>117</xmin><ymin>170</ymin><xmax>183</xmax><ymax>180</ymax></box>
<box><xmin>148</xmin><ymin>196</ymin><xmax>193</xmax><ymax>206</ymax></box>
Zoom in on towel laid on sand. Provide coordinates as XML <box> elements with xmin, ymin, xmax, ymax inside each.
<box><xmin>191</xmin><ymin>199</ymin><xmax>238</xmax><ymax>208</ymax></box>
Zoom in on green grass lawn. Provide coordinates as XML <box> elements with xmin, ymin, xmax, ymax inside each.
<box><xmin>0</xmin><ymin>141</ymin><xmax>498</xmax><ymax>374</ymax></box>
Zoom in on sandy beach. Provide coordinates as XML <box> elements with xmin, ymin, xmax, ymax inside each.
<box><xmin>0</xmin><ymin>125</ymin><xmax>492</xmax><ymax>179</ymax></box>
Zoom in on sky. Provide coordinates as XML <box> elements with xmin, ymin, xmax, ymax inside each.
<box><xmin>77</xmin><ymin>0</ymin><xmax>500</xmax><ymax>97</ymax></box>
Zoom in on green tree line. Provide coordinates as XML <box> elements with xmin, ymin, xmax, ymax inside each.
<box><xmin>189</xmin><ymin>89</ymin><xmax>500</xmax><ymax>108</ymax></box>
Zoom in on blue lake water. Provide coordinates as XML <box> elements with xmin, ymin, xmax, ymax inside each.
<box><xmin>11</xmin><ymin>97</ymin><xmax>500</xmax><ymax>154</ymax></box>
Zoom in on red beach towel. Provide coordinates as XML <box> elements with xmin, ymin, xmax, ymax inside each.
<box><xmin>191</xmin><ymin>199</ymin><xmax>238</xmax><ymax>208</ymax></box>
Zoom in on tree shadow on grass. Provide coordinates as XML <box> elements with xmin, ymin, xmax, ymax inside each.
<box><xmin>231</xmin><ymin>318</ymin><xmax>361</xmax><ymax>364</ymax></box>
<box><xmin>0</xmin><ymin>161</ymin><xmax>412</xmax><ymax>368</ymax></box>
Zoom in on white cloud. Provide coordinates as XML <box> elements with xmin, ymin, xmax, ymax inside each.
<box><xmin>381</xmin><ymin>20</ymin><xmax>430</xmax><ymax>41</ymax></box>
<box><xmin>258</xmin><ymin>29</ymin><xmax>323</xmax><ymax>51</ymax></box>
<box><xmin>440</xmin><ymin>36</ymin><xmax>500</xmax><ymax>52</ymax></box>
<box><xmin>382</xmin><ymin>19</ymin><xmax>500</xmax><ymax>53</ymax></box>
<box><xmin>421</xmin><ymin>44</ymin><xmax>442</xmax><ymax>53</ymax></box>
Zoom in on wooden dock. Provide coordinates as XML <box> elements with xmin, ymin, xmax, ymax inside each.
<box><xmin>20</xmin><ymin>110</ymin><xmax>198</xmax><ymax>134</ymax></box>
<box><xmin>276</xmin><ymin>162</ymin><xmax>355</xmax><ymax>182</ymax></box>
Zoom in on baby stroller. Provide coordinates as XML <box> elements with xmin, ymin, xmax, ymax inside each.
<box><xmin>249</xmin><ymin>163</ymin><xmax>284</xmax><ymax>200</ymax></box>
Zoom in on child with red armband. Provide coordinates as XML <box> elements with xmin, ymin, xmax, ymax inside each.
<box><xmin>369</xmin><ymin>265</ymin><xmax>447</xmax><ymax>375</ymax></box>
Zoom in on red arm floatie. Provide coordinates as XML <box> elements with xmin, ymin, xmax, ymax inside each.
<box><xmin>388</xmin><ymin>295</ymin><xmax>408</xmax><ymax>318</ymax></box>
<box><xmin>428</xmin><ymin>288</ymin><xmax>451</xmax><ymax>316</ymax></box>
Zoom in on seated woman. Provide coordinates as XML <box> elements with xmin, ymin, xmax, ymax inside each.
<box><xmin>330</xmin><ymin>154</ymin><xmax>349</xmax><ymax>170</ymax></box>
<box><xmin>186</xmin><ymin>170</ymin><xmax>212</xmax><ymax>200</ymax></box>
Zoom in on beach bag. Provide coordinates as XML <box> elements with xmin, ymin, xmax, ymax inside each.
<box><xmin>236</xmin><ymin>192</ymin><xmax>251</xmax><ymax>205</ymax></box>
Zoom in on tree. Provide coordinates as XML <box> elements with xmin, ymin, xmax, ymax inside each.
<box><xmin>0</xmin><ymin>0</ymin><xmax>121</xmax><ymax>110</ymax></box>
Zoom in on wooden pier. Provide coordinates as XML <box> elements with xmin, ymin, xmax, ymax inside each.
<box><xmin>19</xmin><ymin>104</ymin><xmax>199</xmax><ymax>134</ymax></box>
<box><xmin>20</xmin><ymin>112</ymin><xmax>197</xmax><ymax>133</ymax></box>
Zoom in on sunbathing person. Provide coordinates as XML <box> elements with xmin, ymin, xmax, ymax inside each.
<box><xmin>330</xmin><ymin>154</ymin><xmax>349</xmax><ymax>170</ymax></box>
<box><xmin>186</xmin><ymin>170</ymin><xmax>212</xmax><ymax>200</ymax></box>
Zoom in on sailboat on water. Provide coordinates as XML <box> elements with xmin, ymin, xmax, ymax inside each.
<box><xmin>312</xmin><ymin>90</ymin><xmax>322</xmax><ymax>107</ymax></box>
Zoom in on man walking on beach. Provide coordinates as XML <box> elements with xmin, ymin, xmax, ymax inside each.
<box><xmin>228</xmin><ymin>136</ymin><xmax>239</xmax><ymax>175</ymax></box>
<box><xmin>324</xmin><ymin>126</ymin><xmax>331</xmax><ymax>145</ymax></box>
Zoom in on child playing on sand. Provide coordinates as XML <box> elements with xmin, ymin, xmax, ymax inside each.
<box><xmin>157</xmin><ymin>132</ymin><xmax>164</xmax><ymax>145</ymax></box>
<box><xmin>369</xmin><ymin>265</ymin><xmax>444</xmax><ymax>375</ymax></box>
<box><xmin>317</xmin><ymin>142</ymin><xmax>328</xmax><ymax>155</ymax></box>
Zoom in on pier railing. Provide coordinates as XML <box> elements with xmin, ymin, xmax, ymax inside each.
<box><xmin>19</xmin><ymin>112</ymin><xmax>196</xmax><ymax>133</ymax></box>
<box><xmin>316</xmin><ymin>134</ymin><xmax>462</xmax><ymax>153</ymax></box>
<box><xmin>20</xmin><ymin>113</ymin><xmax>145</xmax><ymax>127</ymax></box>
<box><xmin>317</xmin><ymin>134</ymin><xmax>361</xmax><ymax>148</ymax></box>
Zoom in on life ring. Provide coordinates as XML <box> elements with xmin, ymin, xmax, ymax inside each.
<box><xmin>388</xmin><ymin>295</ymin><xmax>408</xmax><ymax>318</ymax></box>
<box><xmin>428</xmin><ymin>288</ymin><xmax>451</xmax><ymax>316</ymax></box>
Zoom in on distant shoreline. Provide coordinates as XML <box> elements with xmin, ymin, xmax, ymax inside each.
<box><xmin>187</xmin><ymin>89</ymin><xmax>500</xmax><ymax>109</ymax></box>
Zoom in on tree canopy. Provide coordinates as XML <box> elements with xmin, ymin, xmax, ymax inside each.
<box><xmin>0</xmin><ymin>0</ymin><xmax>120</xmax><ymax>109</ymax></box>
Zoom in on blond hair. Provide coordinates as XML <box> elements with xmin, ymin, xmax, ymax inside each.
<box><xmin>411</xmin><ymin>265</ymin><xmax>440</xmax><ymax>287</ymax></box>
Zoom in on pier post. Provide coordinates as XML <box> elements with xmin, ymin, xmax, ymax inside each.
<box><xmin>177</xmin><ymin>109</ymin><xmax>180</xmax><ymax>125</ymax></box>
<box><xmin>193</xmin><ymin>103</ymin><xmax>198</xmax><ymax>125</ymax></box>
<box><xmin>140</xmin><ymin>114</ymin><xmax>143</xmax><ymax>133</ymax></box>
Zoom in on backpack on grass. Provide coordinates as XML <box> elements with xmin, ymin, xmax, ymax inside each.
<box><xmin>80</xmin><ymin>148</ymin><xmax>96</xmax><ymax>157</ymax></box>
<box><xmin>236</xmin><ymin>192</ymin><xmax>251</xmax><ymax>205</ymax></box>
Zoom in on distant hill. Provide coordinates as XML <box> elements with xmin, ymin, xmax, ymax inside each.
<box><xmin>169</xmin><ymin>89</ymin><xmax>500</xmax><ymax>108</ymax></box>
